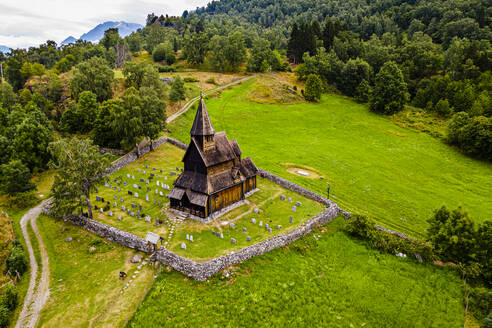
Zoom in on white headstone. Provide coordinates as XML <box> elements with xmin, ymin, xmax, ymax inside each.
<box><xmin>259</xmin><ymin>221</ymin><xmax>263</xmax><ymax>227</ymax></box>
<box><xmin>186</xmin><ymin>234</ymin><xmax>189</xmax><ymax>240</ymax></box>
<box><xmin>108</xmin><ymin>211</ymin><xmax>113</xmax><ymax>216</ymax></box>
<box><xmin>190</xmin><ymin>235</ymin><xmax>193</xmax><ymax>242</ymax></box>
<box><xmin>134</xmin><ymin>192</ymin><xmax>139</xmax><ymax>197</ymax></box>
<box><xmin>181</xmin><ymin>242</ymin><xmax>186</xmax><ymax>249</ymax></box>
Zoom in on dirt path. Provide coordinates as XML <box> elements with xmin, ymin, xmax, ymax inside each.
<box><xmin>166</xmin><ymin>75</ymin><xmax>255</xmax><ymax>124</ymax></box>
<box><xmin>16</xmin><ymin>200</ymin><xmax>50</xmax><ymax>328</ymax></box>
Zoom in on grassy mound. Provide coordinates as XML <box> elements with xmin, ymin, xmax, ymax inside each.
<box><xmin>168</xmin><ymin>78</ymin><xmax>492</xmax><ymax>237</ymax></box>
<box><xmin>128</xmin><ymin>217</ymin><xmax>463</xmax><ymax>327</ymax></box>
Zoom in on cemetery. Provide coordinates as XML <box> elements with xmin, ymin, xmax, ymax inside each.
<box><xmin>89</xmin><ymin>141</ymin><xmax>324</xmax><ymax>261</ymax></box>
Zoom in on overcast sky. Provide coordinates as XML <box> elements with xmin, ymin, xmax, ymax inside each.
<box><xmin>0</xmin><ymin>0</ymin><xmax>209</xmax><ymax>49</ymax></box>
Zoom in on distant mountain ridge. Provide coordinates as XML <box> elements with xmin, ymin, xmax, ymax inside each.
<box><xmin>0</xmin><ymin>45</ymin><xmax>10</xmax><ymax>54</ymax></box>
<box><xmin>61</xmin><ymin>21</ymin><xmax>143</xmax><ymax>45</ymax></box>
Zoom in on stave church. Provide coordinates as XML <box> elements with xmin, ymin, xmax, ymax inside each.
<box><xmin>169</xmin><ymin>94</ymin><xmax>257</xmax><ymax>219</ymax></box>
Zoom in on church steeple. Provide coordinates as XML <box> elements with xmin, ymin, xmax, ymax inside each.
<box><xmin>191</xmin><ymin>92</ymin><xmax>216</xmax><ymax>151</ymax></box>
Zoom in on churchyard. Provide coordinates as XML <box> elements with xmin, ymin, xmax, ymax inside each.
<box><xmin>90</xmin><ymin>142</ymin><xmax>324</xmax><ymax>261</ymax></box>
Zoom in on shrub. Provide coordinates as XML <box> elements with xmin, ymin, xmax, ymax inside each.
<box><xmin>304</xmin><ymin>74</ymin><xmax>323</xmax><ymax>102</ymax></box>
<box><xmin>0</xmin><ymin>305</ymin><xmax>8</xmax><ymax>328</ymax></box>
<box><xmin>483</xmin><ymin>311</ymin><xmax>492</xmax><ymax>328</ymax></box>
<box><xmin>469</xmin><ymin>287</ymin><xmax>492</xmax><ymax>322</ymax></box>
<box><xmin>6</xmin><ymin>242</ymin><xmax>27</xmax><ymax>276</ymax></box>
<box><xmin>152</xmin><ymin>42</ymin><xmax>175</xmax><ymax>65</ymax></box>
<box><xmin>183</xmin><ymin>77</ymin><xmax>199</xmax><ymax>83</ymax></box>
<box><xmin>157</xmin><ymin>65</ymin><xmax>175</xmax><ymax>73</ymax></box>
<box><xmin>169</xmin><ymin>76</ymin><xmax>185</xmax><ymax>102</ymax></box>
<box><xmin>8</xmin><ymin>191</ymin><xmax>38</xmax><ymax>209</ymax></box>
<box><xmin>434</xmin><ymin>99</ymin><xmax>453</xmax><ymax>117</ymax></box>
<box><xmin>205</xmin><ymin>77</ymin><xmax>217</xmax><ymax>85</ymax></box>
<box><xmin>1</xmin><ymin>283</ymin><xmax>18</xmax><ymax>311</ymax></box>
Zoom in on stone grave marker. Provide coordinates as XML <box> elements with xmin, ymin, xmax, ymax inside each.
<box><xmin>118</xmin><ymin>215</ymin><xmax>122</xmax><ymax>221</ymax></box>
<box><xmin>109</xmin><ymin>211</ymin><xmax>113</xmax><ymax>216</ymax></box>
<box><xmin>186</xmin><ymin>234</ymin><xmax>189</xmax><ymax>240</ymax></box>
<box><xmin>118</xmin><ymin>188</ymin><xmax>121</xmax><ymax>191</ymax></box>
<box><xmin>159</xmin><ymin>191</ymin><xmax>163</xmax><ymax>196</ymax></box>
<box><xmin>212</xmin><ymin>231</ymin><xmax>216</xmax><ymax>236</ymax></box>
<box><xmin>190</xmin><ymin>235</ymin><xmax>194</xmax><ymax>242</ymax></box>
<box><xmin>254</xmin><ymin>208</ymin><xmax>259</xmax><ymax>214</ymax></box>
<box><xmin>132</xmin><ymin>175</ymin><xmax>135</xmax><ymax>179</ymax></box>
<box><xmin>292</xmin><ymin>206</ymin><xmax>296</xmax><ymax>212</ymax></box>
<box><xmin>231</xmin><ymin>238</ymin><xmax>236</xmax><ymax>244</ymax></box>
<box><xmin>296</xmin><ymin>201</ymin><xmax>302</xmax><ymax>206</ymax></box>
<box><xmin>95</xmin><ymin>187</ymin><xmax>98</xmax><ymax>193</ymax></box>
<box><xmin>277</xmin><ymin>225</ymin><xmax>281</xmax><ymax>229</ymax></box>
<box><xmin>230</xmin><ymin>223</ymin><xmax>236</xmax><ymax>229</ymax></box>
<box><xmin>128</xmin><ymin>190</ymin><xmax>133</xmax><ymax>196</ymax></box>
<box><xmin>220</xmin><ymin>233</ymin><xmax>224</xmax><ymax>239</ymax></box>
<box><xmin>289</xmin><ymin>216</ymin><xmax>293</xmax><ymax>223</ymax></box>
<box><xmin>155</xmin><ymin>189</ymin><xmax>158</xmax><ymax>194</ymax></box>
<box><xmin>131</xmin><ymin>203</ymin><xmax>136</xmax><ymax>208</ymax></box>
<box><xmin>146</xmin><ymin>165</ymin><xmax>148</xmax><ymax>169</ymax></box>
<box><xmin>139</xmin><ymin>204</ymin><xmax>142</xmax><ymax>211</ymax></box>
<box><xmin>146</xmin><ymin>194</ymin><xmax>149</xmax><ymax>202</ymax></box>
<box><xmin>114</xmin><ymin>202</ymin><xmax>117</xmax><ymax>207</ymax></box>
<box><xmin>138</xmin><ymin>186</ymin><xmax>141</xmax><ymax>189</ymax></box>
<box><xmin>251</xmin><ymin>218</ymin><xmax>256</xmax><ymax>224</ymax></box>
<box><xmin>243</xmin><ymin>227</ymin><xmax>247</xmax><ymax>233</ymax></box>
<box><xmin>134</xmin><ymin>192</ymin><xmax>139</xmax><ymax>197</ymax></box>
<box><xmin>164</xmin><ymin>176</ymin><xmax>167</xmax><ymax>180</ymax></box>
<box><xmin>288</xmin><ymin>197</ymin><xmax>292</xmax><ymax>203</ymax></box>
<box><xmin>146</xmin><ymin>180</ymin><xmax>149</xmax><ymax>184</ymax></box>
<box><xmin>123</xmin><ymin>182</ymin><xmax>127</xmax><ymax>186</ymax></box>
<box><xmin>114</xmin><ymin>195</ymin><xmax>117</xmax><ymax>200</ymax></box>
<box><xmin>100</xmin><ymin>208</ymin><xmax>103</xmax><ymax>213</ymax></box>
<box><xmin>133</xmin><ymin>184</ymin><xmax>138</xmax><ymax>189</ymax></box>
<box><xmin>259</xmin><ymin>221</ymin><xmax>263</xmax><ymax>227</ymax></box>
<box><xmin>127</xmin><ymin>173</ymin><xmax>130</xmax><ymax>178</ymax></box>
<box><xmin>147</xmin><ymin>186</ymin><xmax>150</xmax><ymax>192</ymax></box>
<box><xmin>155</xmin><ymin>218</ymin><xmax>160</xmax><ymax>226</ymax></box>
<box><xmin>160</xmin><ymin>169</ymin><xmax>163</xmax><ymax>173</ymax></box>
<box><xmin>150</xmin><ymin>173</ymin><xmax>154</xmax><ymax>177</ymax></box>
<box><xmin>280</xmin><ymin>195</ymin><xmax>286</xmax><ymax>201</ymax></box>
<box><xmin>145</xmin><ymin>216</ymin><xmax>151</xmax><ymax>223</ymax></box>
<box><xmin>268</xmin><ymin>228</ymin><xmax>272</xmax><ymax>233</ymax></box>
<box><xmin>137</xmin><ymin>168</ymin><xmax>141</xmax><ymax>172</ymax></box>
<box><xmin>120</xmin><ymin>197</ymin><xmax>124</xmax><ymax>202</ymax></box>
<box><xmin>140</xmin><ymin>178</ymin><xmax>144</xmax><ymax>182</ymax></box>
<box><xmin>96</xmin><ymin>196</ymin><xmax>101</xmax><ymax>201</ymax></box>
<box><xmin>247</xmin><ymin>236</ymin><xmax>251</xmax><ymax>241</ymax></box>
<box><xmin>181</xmin><ymin>242</ymin><xmax>186</xmax><ymax>249</ymax></box>
<box><xmin>170</xmin><ymin>171</ymin><xmax>175</xmax><ymax>176</ymax></box>
<box><xmin>265</xmin><ymin>223</ymin><xmax>269</xmax><ymax>229</ymax></box>
<box><xmin>122</xmin><ymin>205</ymin><xmax>126</xmax><ymax>211</ymax></box>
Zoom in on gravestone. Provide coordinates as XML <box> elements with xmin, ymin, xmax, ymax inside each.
<box><xmin>277</xmin><ymin>225</ymin><xmax>281</xmax><ymax>229</ymax></box>
<box><xmin>146</xmin><ymin>194</ymin><xmax>149</xmax><ymax>202</ymax></box>
<box><xmin>120</xmin><ymin>197</ymin><xmax>124</xmax><ymax>202</ymax></box>
<box><xmin>146</xmin><ymin>165</ymin><xmax>148</xmax><ymax>169</ymax></box>
<box><xmin>259</xmin><ymin>221</ymin><xmax>263</xmax><ymax>227</ymax></box>
<box><xmin>118</xmin><ymin>188</ymin><xmax>121</xmax><ymax>191</ymax></box>
<box><xmin>94</xmin><ymin>205</ymin><xmax>99</xmax><ymax>210</ymax></box>
<box><xmin>137</xmin><ymin>210</ymin><xmax>141</xmax><ymax>218</ymax></box>
<box><xmin>268</xmin><ymin>228</ymin><xmax>272</xmax><ymax>233</ymax></box>
<box><xmin>145</xmin><ymin>216</ymin><xmax>151</xmax><ymax>223</ymax></box>
<box><xmin>131</xmin><ymin>203</ymin><xmax>136</xmax><ymax>208</ymax></box>
<box><xmin>181</xmin><ymin>242</ymin><xmax>186</xmax><ymax>250</ymax></box>
<box><xmin>147</xmin><ymin>187</ymin><xmax>150</xmax><ymax>192</ymax></box>
<box><xmin>140</xmin><ymin>178</ymin><xmax>144</xmax><ymax>182</ymax></box>
<box><xmin>150</xmin><ymin>173</ymin><xmax>154</xmax><ymax>177</ymax></box>
<box><xmin>296</xmin><ymin>201</ymin><xmax>301</xmax><ymax>206</ymax></box>
<box><xmin>231</xmin><ymin>238</ymin><xmax>236</xmax><ymax>244</ymax></box>
<box><xmin>288</xmin><ymin>197</ymin><xmax>292</xmax><ymax>203</ymax></box>
<box><xmin>101</xmin><ymin>198</ymin><xmax>105</xmax><ymax>203</ymax></box>
<box><xmin>190</xmin><ymin>235</ymin><xmax>194</xmax><ymax>242</ymax></box>
<box><xmin>220</xmin><ymin>233</ymin><xmax>224</xmax><ymax>239</ymax></box>
<box><xmin>100</xmin><ymin>208</ymin><xmax>103</xmax><ymax>213</ymax></box>
<box><xmin>159</xmin><ymin>191</ymin><xmax>163</xmax><ymax>196</ymax></box>
<box><xmin>132</xmin><ymin>175</ymin><xmax>135</xmax><ymax>179</ymax></box>
<box><xmin>138</xmin><ymin>186</ymin><xmax>141</xmax><ymax>189</ymax></box>
<box><xmin>122</xmin><ymin>205</ymin><xmax>126</xmax><ymax>211</ymax></box>
<box><xmin>156</xmin><ymin>181</ymin><xmax>160</xmax><ymax>186</ymax></box>
<box><xmin>289</xmin><ymin>216</ymin><xmax>293</xmax><ymax>223</ymax></box>
<box><xmin>128</xmin><ymin>191</ymin><xmax>133</xmax><ymax>196</ymax></box>
<box><xmin>109</xmin><ymin>211</ymin><xmax>113</xmax><ymax>216</ymax></box>
<box><xmin>164</xmin><ymin>177</ymin><xmax>167</xmax><ymax>180</ymax></box>
<box><xmin>127</xmin><ymin>173</ymin><xmax>130</xmax><ymax>178</ymax></box>
<box><xmin>133</xmin><ymin>184</ymin><xmax>138</xmax><ymax>189</ymax></box>
<box><xmin>254</xmin><ymin>208</ymin><xmax>259</xmax><ymax>214</ymax></box>
<box><xmin>123</xmin><ymin>182</ymin><xmax>127</xmax><ymax>186</ymax></box>
<box><xmin>280</xmin><ymin>195</ymin><xmax>286</xmax><ymax>201</ymax></box>
<box><xmin>153</xmin><ymin>167</ymin><xmax>156</xmax><ymax>170</ymax></box>
<box><xmin>251</xmin><ymin>218</ymin><xmax>256</xmax><ymax>224</ymax></box>
<box><xmin>114</xmin><ymin>202</ymin><xmax>117</xmax><ymax>207</ymax></box>
<box><xmin>243</xmin><ymin>227</ymin><xmax>247</xmax><ymax>233</ymax></box>
<box><xmin>139</xmin><ymin>204</ymin><xmax>142</xmax><ymax>211</ymax></box>
<box><xmin>96</xmin><ymin>196</ymin><xmax>101</xmax><ymax>201</ymax></box>
<box><xmin>146</xmin><ymin>180</ymin><xmax>149</xmax><ymax>184</ymax></box>
<box><xmin>118</xmin><ymin>215</ymin><xmax>122</xmax><ymax>221</ymax></box>
<box><xmin>186</xmin><ymin>234</ymin><xmax>189</xmax><ymax>240</ymax></box>
<box><xmin>170</xmin><ymin>172</ymin><xmax>175</xmax><ymax>176</ymax></box>
<box><xmin>292</xmin><ymin>206</ymin><xmax>296</xmax><ymax>212</ymax></box>
<box><xmin>247</xmin><ymin>236</ymin><xmax>251</xmax><ymax>241</ymax></box>
<box><xmin>155</xmin><ymin>189</ymin><xmax>158</xmax><ymax>194</ymax></box>
<box><xmin>160</xmin><ymin>169</ymin><xmax>162</xmax><ymax>173</ymax></box>
<box><xmin>135</xmin><ymin>192</ymin><xmax>139</xmax><ymax>197</ymax></box>
<box><xmin>155</xmin><ymin>218</ymin><xmax>160</xmax><ymax>226</ymax></box>
<box><xmin>114</xmin><ymin>195</ymin><xmax>117</xmax><ymax>200</ymax></box>
<box><xmin>137</xmin><ymin>168</ymin><xmax>141</xmax><ymax>172</ymax></box>
<box><xmin>95</xmin><ymin>187</ymin><xmax>98</xmax><ymax>193</ymax></box>
<box><xmin>212</xmin><ymin>231</ymin><xmax>216</xmax><ymax>236</ymax></box>
<box><xmin>230</xmin><ymin>223</ymin><xmax>236</xmax><ymax>229</ymax></box>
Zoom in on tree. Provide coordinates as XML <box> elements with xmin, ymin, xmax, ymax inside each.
<box><xmin>434</xmin><ymin>99</ymin><xmax>453</xmax><ymax>117</ymax></box>
<box><xmin>70</xmin><ymin>57</ymin><xmax>115</xmax><ymax>102</ymax></box>
<box><xmin>126</xmin><ymin>32</ymin><xmax>144</xmax><ymax>53</ymax></box>
<box><xmin>47</xmin><ymin>73</ymin><xmax>64</xmax><ymax>102</ymax></box>
<box><xmin>304</xmin><ymin>74</ymin><xmax>323</xmax><ymax>102</ymax></box>
<box><xmin>110</xmin><ymin>88</ymin><xmax>144</xmax><ymax>148</ymax></box>
<box><xmin>169</xmin><ymin>76</ymin><xmax>185</xmax><ymax>102</ymax></box>
<box><xmin>76</xmin><ymin>91</ymin><xmax>99</xmax><ymax>132</ymax></box>
<box><xmin>370</xmin><ymin>61</ymin><xmax>408</xmax><ymax>115</ymax></box>
<box><xmin>182</xmin><ymin>33</ymin><xmax>209</xmax><ymax>66</ymax></box>
<box><xmin>5</xmin><ymin>58</ymin><xmax>25</xmax><ymax>91</ymax></box>
<box><xmin>100</xmin><ymin>28</ymin><xmax>122</xmax><ymax>50</ymax></box>
<box><xmin>355</xmin><ymin>79</ymin><xmax>372</xmax><ymax>103</ymax></box>
<box><xmin>340</xmin><ymin>58</ymin><xmax>373</xmax><ymax>97</ymax></box>
<box><xmin>0</xmin><ymin>160</ymin><xmax>35</xmax><ymax>195</ymax></box>
<box><xmin>6</xmin><ymin>241</ymin><xmax>28</xmax><ymax>276</ymax></box>
<box><xmin>123</xmin><ymin>61</ymin><xmax>147</xmax><ymax>88</ymax></box>
<box><xmin>224</xmin><ymin>32</ymin><xmax>247</xmax><ymax>72</ymax></box>
<box><xmin>0</xmin><ymin>82</ymin><xmax>16</xmax><ymax>110</ymax></box>
<box><xmin>140</xmin><ymin>87</ymin><xmax>166</xmax><ymax>150</ymax></box>
<box><xmin>152</xmin><ymin>42</ymin><xmax>175</xmax><ymax>64</ymax></box>
<box><xmin>93</xmin><ymin>99</ymin><xmax>122</xmax><ymax>148</ymax></box>
<box><xmin>48</xmin><ymin>138</ymin><xmax>110</xmax><ymax>219</ymax></box>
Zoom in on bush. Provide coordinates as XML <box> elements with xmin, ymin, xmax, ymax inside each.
<box><xmin>1</xmin><ymin>283</ymin><xmax>18</xmax><ymax>311</ymax></box>
<box><xmin>6</xmin><ymin>242</ymin><xmax>28</xmax><ymax>276</ymax></box>
<box><xmin>157</xmin><ymin>65</ymin><xmax>175</xmax><ymax>73</ymax></box>
<box><xmin>0</xmin><ymin>305</ymin><xmax>8</xmax><ymax>328</ymax></box>
<box><xmin>304</xmin><ymin>74</ymin><xmax>323</xmax><ymax>102</ymax></box>
<box><xmin>183</xmin><ymin>77</ymin><xmax>199</xmax><ymax>83</ymax></box>
<box><xmin>8</xmin><ymin>191</ymin><xmax>38</xmax><ymax>209</ymax></box>
<box><xmin>484</xmin><ymin>311</ymin><xmax>492</xmax><ymax>328</ymax></box>
<box><xmin>434</xmin><ymin>99</ymin><xmax>453</xmax><ymax>117</ymax></box>
<box><xmin>169</xmin><ymin>76</ymin><xmax>185</xmax><ymax>102</ymax></box>
<box><xmin>205</xmin><ymin>77</ymin><xmax>217</xmax><ymax>85</ymax></box>
<box><xmin>152</xmin><ymin>42</ymin><xmax>175</xmax><ymax>65</ymax></box>
<box><xmin>469</xmin><ymin>287</ymin><xmax>492</xmax><ymax>321</ymax></box>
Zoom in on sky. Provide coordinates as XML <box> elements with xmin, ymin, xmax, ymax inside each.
<box><xmin>0</xmin><ymin>0</ymin><xmax>208</xmax><ymax>49</ymax></box>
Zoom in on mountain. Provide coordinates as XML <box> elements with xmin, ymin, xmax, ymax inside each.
<box><xmin>0</xmin><ymin>45</ymin><xmax>10</xmax><ymax>54</ymax></box>
<box><xmin>61</xmin><ymin>36</ymin><xmax>77</xmax><ymax>45</ymax></box>
<box><xmin>78</xmin><ymin>21</ymin><xmax>143</xmax><ymax>43</ymax></box>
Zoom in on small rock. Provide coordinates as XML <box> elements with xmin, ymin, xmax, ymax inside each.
<box><xmin>66</xmin><ymin>237</ymin><xmax>72</xmax><ymax>242</ymax></box>
<box><xmin>131</xmin><ymin>254</ymin><xmax>143</xmax><ymax>263</ymax></box>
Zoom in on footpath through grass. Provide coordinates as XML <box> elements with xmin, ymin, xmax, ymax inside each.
<box><xmin>128</xmin><ymin>216</ymin><xmax>464</xmax><ymax>328</ymax></box>
<box><xmin>168</xmin><ymin>78</ymin><xmax>492</xmax><ymax>237</ymax></box>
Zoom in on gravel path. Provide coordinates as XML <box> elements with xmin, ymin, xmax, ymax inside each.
<box><xmin>16</xmin><ymin>200</ymin><xmax>50</xmax><ymax>328</ymax></box>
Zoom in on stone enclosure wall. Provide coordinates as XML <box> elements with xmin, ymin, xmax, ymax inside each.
<box><xmin>46</xmin><ymin>136</ymin><xmax>344</xmax><ymax>280</ymax></box>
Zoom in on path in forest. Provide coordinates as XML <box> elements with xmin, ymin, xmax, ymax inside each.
<box><xmin>16</xmin><ymin>200</ymin><xmax>50</xmax><ymax>328</ymax></box>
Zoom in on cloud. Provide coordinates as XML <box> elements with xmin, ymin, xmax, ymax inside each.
<box><xmin>0</xmin><ymin>0</ymin><xmax>209</xmax><ymax>48</ymax></box>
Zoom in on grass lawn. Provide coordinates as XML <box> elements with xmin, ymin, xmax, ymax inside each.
<box><xmin>92</xmin><ymin>142</ymin><xmax>324</xmax><ymax>261</ymax></box>
<box><xmin>168</xmin><ymin>77</ymin><xmax>492</xmax><ymax>237</ymax></box>
<box><xmin>37</xmin><ymin>214</ymin><xmax>157</xmax><ymax>328</ymax></box>
<box><xmin>128</xmin><ymin>216</ymin><xmax>464</xmax><ymax>328</ymax></box>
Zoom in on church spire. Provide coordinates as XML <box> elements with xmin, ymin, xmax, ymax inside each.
<box><xmin>190</xmin><ymin>93</ymin><xmax>215</xmax><ymax>137</ymax></box>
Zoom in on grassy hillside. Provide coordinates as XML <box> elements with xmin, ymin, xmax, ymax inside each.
<box><xmin>128</xmin><ymin>217</ymin><xmax>464</xmax><ymax>327</ymax></box>
<box><xmin>168</xmin><ymin>77</ymin><xmax>492</xmax><ymax>237</ymax></box>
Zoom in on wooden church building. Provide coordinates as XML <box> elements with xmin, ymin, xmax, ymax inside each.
<box><xmin>169</xmin><ymin>94</ymin><xmax>257</xmax><ymax>219</ymax></box>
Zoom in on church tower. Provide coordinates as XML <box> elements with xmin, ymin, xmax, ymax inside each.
<box><xmin>190</xmin><ymin>92</ymin><xmax>216</xmax><ymax>152</ymax></box>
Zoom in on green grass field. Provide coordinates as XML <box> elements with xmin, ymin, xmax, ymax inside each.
<box><xmin>37</xmin><ymin>214</ymin><xmax>156</xmax><ymax>328</ymax></box>
<box><xmin>168</xmin><ymin>78</ymin><xmax>492</xmax><ymax>237</ymax></box>
<box><xmin>93</xmin><ymin>142</ymin><xmax>324</xmax><ymax>261</ymax></box>
<box><xmin>128</xmin><ymin>217</ymin><xmax>464</xmax><ymax>328</ymax></box>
